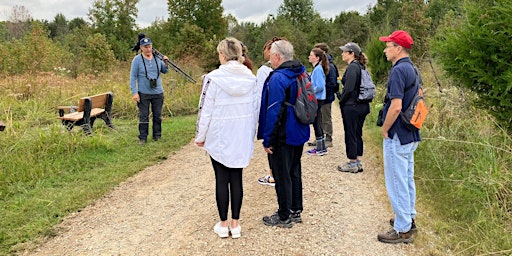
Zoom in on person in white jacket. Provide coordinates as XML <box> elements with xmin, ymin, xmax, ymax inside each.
<box><xmin>195</xmin><ymin>37</ymin><xmax>258</xmax><ymax>239</ymax></box>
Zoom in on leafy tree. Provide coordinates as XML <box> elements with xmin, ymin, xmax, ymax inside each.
<box><xmin>425</xmin><ymin>0</ymin><xmax>463</xmax><ymax>32</ymax></box>
<box><xmin>79</xmin><ymin>33</ymin><xmax>116</xmax><ymax>75</ymax></box>
<box><xmin>48</xmin><ymin>13</ymin><xmax>69</xmax><ymax>43</ymax></box>
<box><xmin>68</xmin><ymin>17</ymin><xmax>88</xmax><ymax>31</ymax></box>
<box><xmin>432</xmin><ymin>0</ymin><xmax>512</xmax><ymax>130</ymax></box>
<box><xmin>333</xmin><ymin>11</ymin><xmax>370</xmax><ymax>47</ymax></box>
<box><xmin>0</xmin><ymin>22</ymin><xmax>69</xmax><ymax>75</ymax></box>
<box><xmin>167</xmin><ymin>0</ymin><xmax>227</xmax><ymax>40</ymax></box>
<box><xmin>277</xmin><ymin>0</ymin><xmax>317</xmax><ymax>31</ymax></box>
<box><xmin>88</xmin><ymin>0</ymin><xmax>137</xmax><ymax>60</ymax></box>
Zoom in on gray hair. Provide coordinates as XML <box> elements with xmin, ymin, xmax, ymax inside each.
<box><xmin>270</xmin><ymin>40</ymin><xmax>294</xmax><ymax>61</ymax></box>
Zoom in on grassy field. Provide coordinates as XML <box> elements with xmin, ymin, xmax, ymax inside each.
<box><xmin>1</xmin><ymin>62</ymin><xmax>511</xmax><ymax>255</ymax></box>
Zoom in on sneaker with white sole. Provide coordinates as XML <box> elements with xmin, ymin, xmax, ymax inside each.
<box><xmin>290</xmin><ymin>210</ymin><xmax>302</xmax><ymax>223</ymax></box>
<box><xmin>229</xmin><ymin>224</ymin><xmax>241</xmax><ymax>238</ymax></box>
<box><xmin>213</xmin><ymin>222</ymin><xmax>229</xmax><ymax>238</ymax></box>
<box><xmin>307</xmin><ymin>148</ymin><xmax>327</xmax><ymax>156</ymax></box>
<box><xmin>257</xmin><ymin>175</ymin><xmax>275</xmax><ymax>186</ymax></box>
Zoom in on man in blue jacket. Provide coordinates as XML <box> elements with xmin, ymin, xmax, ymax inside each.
<box><xmin>257</xmin><ymin>40</ymin><xmax>310</xmax><ymax>228</ymax></box>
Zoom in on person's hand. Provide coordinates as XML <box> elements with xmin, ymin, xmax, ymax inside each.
<box><xmin>264</xmin><ymin>146</ymin><xmax>273</xmax><ymax>154</ymax></box>
<box><xmin>132</xmin><ymin>93</ymin><xmax>140</xmax><ymax>103</ymax></box>
<box><xmin>195</xmin><ymin>141</ymin><xmax>204</xmax><ymax>147</ymax></box>
<box><xmin>381</xmin><ymin>127</ymin><xmax>389</xmax><ymax>139</ymax></box>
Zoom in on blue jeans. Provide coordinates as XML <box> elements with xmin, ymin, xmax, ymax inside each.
<box><xmin>383</xmin><ymin>134</ymin><xmax>418</xmax><ymax>233</ymax></box>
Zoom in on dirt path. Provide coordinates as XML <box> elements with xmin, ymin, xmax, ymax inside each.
<box><xmin>22</xmin><ymin>104</ymin><xmax>421</xmax><ymax>256</ymax></box>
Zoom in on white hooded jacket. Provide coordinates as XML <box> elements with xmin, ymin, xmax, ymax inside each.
<box><xmin>195</xmin><ymin>61</ymin><xmax>258</xmax><ymax>168</ymax></box>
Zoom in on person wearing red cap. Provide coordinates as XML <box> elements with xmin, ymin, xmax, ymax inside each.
<box><xmin>377</xmin><ymin>30</ymin><xmax>421</xmax><ymax>244</ymax></box>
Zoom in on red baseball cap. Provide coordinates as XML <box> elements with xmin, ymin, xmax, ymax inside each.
<box><xmin>379</xmin><ymin>30</ymin><xmax>414</xmax><ymax>49</ymax></box>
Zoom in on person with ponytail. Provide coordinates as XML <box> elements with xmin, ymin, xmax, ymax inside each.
<box><xmin>306</xmin><ymin>48</ymin><xmax>329</xmax><ymax>156</ymax></box>
<box><xmin>337</xmin><ymin>42</ymin><xmax>371</xmax><ymax>173</ymax></box>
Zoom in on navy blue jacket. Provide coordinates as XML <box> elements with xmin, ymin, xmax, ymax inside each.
<box><xmin>324</xmin><ymin>54</ymin><xmax>339</xmax><ymax>104</ymax></box>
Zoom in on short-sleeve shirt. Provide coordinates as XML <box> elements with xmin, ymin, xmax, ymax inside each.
<box><xmin>383</xmin><ymin>57</ymin><xmax>421</xmax><ymax>145</ymax></box>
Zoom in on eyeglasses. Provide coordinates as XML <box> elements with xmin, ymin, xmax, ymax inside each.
<box><xmin>385</xmin><ymin>44</ymin><xmax>399</xmax><ymax>49</ymax></box>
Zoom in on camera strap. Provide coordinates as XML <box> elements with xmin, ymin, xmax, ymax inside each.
<box><xmin>140</xmin><ymin>54</ymin><xmax>160</xmax><ymax>80</ymax></box>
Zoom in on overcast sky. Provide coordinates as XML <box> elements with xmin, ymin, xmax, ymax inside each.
<box><xmin>0</xmin><ymin>0</ymin><xmax>377</xmax><ymax>28</ymax></box>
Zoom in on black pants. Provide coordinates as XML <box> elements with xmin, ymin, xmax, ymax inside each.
<box><xmin>137</xmin><ymin>92</ymin><xmax>164</xmax><ymax>140</ymax></box>
<box><xmin>341</xmin><ymin>103</ymin><xmax>370</xmax><ymax>160</ymax></box>
<box><xmin>211</xmin><ymin>157</ymin><xmax>243</xmax><ymax>221</ymax></box>
<box><xmin>270</xmin><ymin>144</ymin><xmax>304</xmax><ymax>220</ymax></box>
<box><xmin>312</xmin><ymin>100</ymin><xmax>324</xmax><ymax>138</ymax></box>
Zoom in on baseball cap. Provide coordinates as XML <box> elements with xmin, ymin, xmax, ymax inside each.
<box><xmin>379</xmin><ymin>30</ymin><xmax>414</xmax><ymax>49</ymax></box>
<box><xmin>339</xmin><ymin>42</ymin><xmax>361</xmax><ymax>55</ymax></box>
<box><xmin>140</xmin><ymin>37</ymin><xmax>152</xmax><ymax>46</ymax></box>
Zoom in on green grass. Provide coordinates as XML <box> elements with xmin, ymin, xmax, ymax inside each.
<box><xmin>365</xmin><ymin>63</ymin><xmax>512</xmax><ymax>255</ymax></box>
<box><xmin>0</xmin><ymin>116</ymin><xmax>196</xmax><ymax>254</ymax></box>
<box><xmin>0</xmin><ymin>65</ymin><xmax>201</xmax><ymax>255</ymax></box>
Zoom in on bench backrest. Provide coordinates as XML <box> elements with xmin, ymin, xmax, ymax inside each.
<box><xmin>77</xmin><ymin>93</ymin><xmax>111</xmax><ymax>112</ymax></box>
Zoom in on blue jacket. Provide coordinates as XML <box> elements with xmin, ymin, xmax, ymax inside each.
<box><xmin>257</xmin><ymin>60</ymin><xmax>310</xmax><ymax>147</ymax></box>
<box><xmin>311</xmin><ymin>64</ymin><xmax>326</xmax><ymax>100</ymax></box>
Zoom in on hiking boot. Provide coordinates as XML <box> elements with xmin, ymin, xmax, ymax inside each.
<box><xmin>377</xmin><ymin>228</ymin><xmax>414</xmax><ymax>244</ymax></box>
<box><xmin>325</xmin><ymin>140</ymin><xmax>333</xmax><ymax>148</ymax></box>
<box><xmin>290</xmin><ymin>210</ymin><xmax>302</xmax><ymax>223</ymax></box>
<box><xmin>390</xmin><ymin>218</ymin><xmax>417</xmax><ymax>233</ymax></box>
<box><xmin>337</xmin><ymin>162</ymin><xmax>359</xmax><ymax>173</ymax></box>
<box><xmin>307</xmin><ymin>148</ymin><xmax>327</xmax><ymax>156</ymax></box>
<box><xmin>357</xmin><ymin>162</ymin><xmax>363</xmax><ymax>172</ymax></box>
<box><xmin>262</xmin><ymin>212</ymin><xmax>293</xmax><ymax>228</ymax></box>
<box><xmin>139</xmin><ymin>139</ymin><xmax>146</xmax><ymax>145</ymax></box>
<box><xmin>257</xmin><ymin>175</ymin><xmax>275</xmax><ymax>187</ymax></box>
<box><xmin>153</xmin><ymin>136</ymin><xmax>161</xmax><ymax>141</ymax></box>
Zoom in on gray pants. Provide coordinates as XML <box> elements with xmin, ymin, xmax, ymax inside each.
<box><xmin>321</xmin><ymin>103</ymin><xmax>333</xmax><ymax>142</ymax></box>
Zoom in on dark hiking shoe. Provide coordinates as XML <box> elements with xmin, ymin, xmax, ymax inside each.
<box><xmin>377</xmin><ymin>228</ymin><xmax>414</xmax><ymax>244</ymax></box>
<box><xmin>390</xmin><ymin>218</ymin><xmax>417</xmax><ymax>233</ymax></box>
<box><xmin>290</xmin><ymin>210</ymin><xmax>302</xmax><ymax>223</ymax></box>
<box><xmin>263</xmin><ymin>212</ymin><xmax>293</xmax><ymax>228</ymax></box>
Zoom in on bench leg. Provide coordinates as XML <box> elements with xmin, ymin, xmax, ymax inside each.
<box><xmin>62</xmin><ymin>121</ymin><xmax>75</xmax><ymax>131</ymax></box>
<box><xmin>81</xmin><ymin>124</ymin><xmax>93</xmax><ymax>135</ymax></box>
<box><xmin>99</xmin><ymin>113</ymin><xmax>115</xmax><ymax>129</ymax></box>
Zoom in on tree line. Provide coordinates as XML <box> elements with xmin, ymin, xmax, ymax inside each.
<box><xmin>0</xmin><ymin>0</ymin><xmax>510</xmax><ymax>131</ymax></box>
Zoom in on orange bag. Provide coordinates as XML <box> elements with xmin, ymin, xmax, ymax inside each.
<box><xmin>400</xmin><ymin>67</ymin><xmax>428</xmax><ymax>131</ymax></box>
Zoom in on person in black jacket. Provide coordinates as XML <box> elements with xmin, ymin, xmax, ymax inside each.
<box><xmin>337</xmin><ymin>42</ymin><xmax>370</xmax><ymax>173</ymax></box>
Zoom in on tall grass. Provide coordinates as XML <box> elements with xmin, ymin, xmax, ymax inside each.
<box><xmin>0</xmin><ymin>63</ymin><xmax>202</xmax><ymax>254</ymax></box>
<box><xmin>366</xmin><ymin>62</ymin><xmax>512</xmax><ymax>255</ymax></box>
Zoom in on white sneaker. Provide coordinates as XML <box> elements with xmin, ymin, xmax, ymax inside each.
<box><xmin>229</xmin><ymin>224</ymin><xmax>241</xmax><ymax>239</ymax></box>
<box><xmin>213</xmin><ymin>222</ymin><xmax>229</xmax><ymax>238</ymax></box>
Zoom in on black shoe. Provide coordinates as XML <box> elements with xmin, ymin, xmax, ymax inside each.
<box><xmin>263</xmin><ymin>212</ymin><xmax>293</xmax><ymax>228</ymax></box>
<box><xmin>390</xmin><ymin>218</ymin><xmax>417</xmax><ymax>233</ymax></box>
<box><xmin>139</xmin><ymin>139</ymin><xmax>146</xmax><ymax>145</ymax></box>
<box><xmin>290</xmin><ymin>210</ymin><xmax>302</xmax><ymax>223</ymax></box>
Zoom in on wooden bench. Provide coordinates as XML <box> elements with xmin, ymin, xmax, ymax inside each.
<box><xmin>0</xmin><ymin>121</ymin><xmax>5</xmax><ymax>131</ymax></box>
<box><xmin>57</xmin><ymin>92</ymin><xmax>115</xmax><ymax>134</ymax></box>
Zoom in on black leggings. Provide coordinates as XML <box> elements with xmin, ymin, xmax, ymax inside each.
<box><xmin>211</xmin><ymin>157</ymin><xmax>243</xmax><ymax>221</ymax></box>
